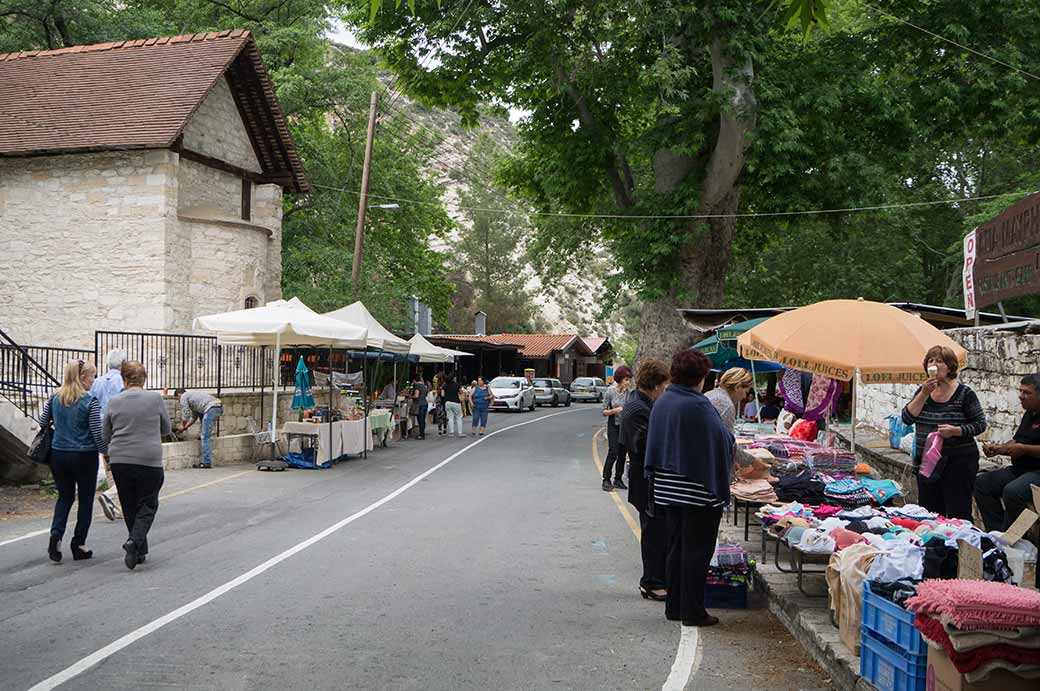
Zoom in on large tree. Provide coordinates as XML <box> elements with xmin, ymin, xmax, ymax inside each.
<box><xmin>349</xmin><ymin>0</ymin><xmax>1040</xmax><ymax>360</ymax></box>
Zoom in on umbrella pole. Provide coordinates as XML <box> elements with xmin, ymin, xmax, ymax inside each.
<box><xmin>851</xmin><ymin>368</ymin><xmax>859</xmax><ymax>455</ymax></box>
<box><xmin>751</xmin><ymin>359</ymin><xmax>762</xmax><ymax>425</ymax></box>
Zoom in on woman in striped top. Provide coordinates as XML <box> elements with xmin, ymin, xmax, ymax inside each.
<box><xmin>645</xmin><ymin>350</ymin><xmax>735</xmax><ymax>628</ymax></box>
<box><xmin>901</xmin><ymin>345</ymin><xmax>986</xmax><ymax>519</ymax></box>
<box><xmin>39</xmin><ymin>360</ymin><xmax>107</xmax><ymax>562</ymax></box>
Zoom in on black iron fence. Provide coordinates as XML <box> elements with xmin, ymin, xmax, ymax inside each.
<box><xmin>0</xmin><ymin>329</ymin><xmax>91</xmax><ymax>421</ymax></box>
<box><xmin>94</xmin><ymin>331</ymin><xmax>275</xmax><ymax>393</ymax></box>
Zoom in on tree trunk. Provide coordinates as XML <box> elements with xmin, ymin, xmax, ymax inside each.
<box><xmin>634</xmin><ymin>36</ymin><xmax>756</xmax><ymax>366</ymax></box>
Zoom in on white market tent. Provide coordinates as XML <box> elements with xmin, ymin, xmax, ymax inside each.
<box><xmin>193</xmin><ymin>298</ymin><xmax>369</xmax><ymax>434</ymax></box>
<box><xmin>408</xmin><ymin>333</ymin><xmax>470</xmax><ymax>363</ymax></box>
<box><xmin>323</xmin><ymin>301</ymin><xmax>411</xmax><ymax>354</ymax></box>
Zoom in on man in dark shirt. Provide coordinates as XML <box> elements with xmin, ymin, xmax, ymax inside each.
<box><xmin>411</xmin><ymin>376</ymin><xmax>429</xmax><ymax>440</ymax></box>
<box><xmin>975</xmin><ymin>374</ymin><xmax>1040</xmax><ymax>532</ymax></box>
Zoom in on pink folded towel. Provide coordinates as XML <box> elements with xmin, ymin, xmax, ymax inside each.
<box><xmin>906</xmin><ymin>580</ymin><xmax>1040</xmax><ymax>630</ymax></box>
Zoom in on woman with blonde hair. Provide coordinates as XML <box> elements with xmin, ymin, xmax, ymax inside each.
<box><xmin>103</xmin><ymin>361</ymin><xmax>171</xmax><ymax>569</ymax></box>
<box><xmin>38</xmin><ymin>360</ymin><xmax>106</xmax><ymax>562</ymax></box>
<box><xmin>705</xmin><ymin>367</ymin><xmax>754</xmax><ymax>432</ymax></box>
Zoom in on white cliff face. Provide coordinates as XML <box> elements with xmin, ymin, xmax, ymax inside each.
<box><xmin>394</xmin><ymin>91</ymin><xmax>627</xmax><ymax>336</ymax></box>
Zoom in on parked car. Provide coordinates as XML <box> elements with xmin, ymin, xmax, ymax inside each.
<box><xmin>488</xmin><ymin>376</ymin><xmax>537</xmax><ymax>412</ymax></box>
<box><xmin>570</xmin><ymin>376</ymin><xmax>607</xmax><ymax>402</ymax></box>
<box><xmin>532</xmin><ymin>378</ymin><xmax>571</xmax><ymax>407</ymax></box>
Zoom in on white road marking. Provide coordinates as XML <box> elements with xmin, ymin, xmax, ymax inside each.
<box><xmin>26</xmin><ymin>408</ymin><xmax>585</xmax><ymax>691</ymax></box>
<box><xmin>662</xmin><ymin>626</ymin><xmax>702</xmax><ymax>691</ymax></box>
<box><xmin>0</xmin><ymin>528</ymin><xmax>49</xmax><ymax>547</ymax></box>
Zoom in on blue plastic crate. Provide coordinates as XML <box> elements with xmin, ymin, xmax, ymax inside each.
<box><xmin>862</xmin><ymin>582</ymin><xmax>926</xmax><ymax>656</ymax></box>
<box><xmin>860</xmin><ymin>630</ymin><xmax>927</xmax><ymax>691</ymax></box>
<box><xmin>704</xmin><ymin>582</ymin><xmax>748</xmax><ymax>609</ymax></box>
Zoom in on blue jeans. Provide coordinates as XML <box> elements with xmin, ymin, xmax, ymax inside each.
<box><xmin>200</xmin><ymin>406</ymin><xmax>223</xmax><ymax>466</ymax></box>
<box><xmin>50</xmin><ymin>450</ymin><xmax>99</xmax><ymax>545</ymax></box>
<box><xmin>472</xmin><ymin>406</ymin><xmax>489</xmax><ymax>429</ymax></box>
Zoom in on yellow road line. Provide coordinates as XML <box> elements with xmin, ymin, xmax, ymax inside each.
<box><xmin>160</xmin><ymin>469</ymin><xmax>253</xmax><ymax>500</ymax></box>
<box><xmin>591</xmin><ymin>427</ymin><xmax>641</xmax><ymax>542</ymax></box>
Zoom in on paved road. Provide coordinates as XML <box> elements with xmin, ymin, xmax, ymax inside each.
<box><xmin>0</xmin><ymin>406</ymin><xmax>832</xmax><ymax>690</ymax></box>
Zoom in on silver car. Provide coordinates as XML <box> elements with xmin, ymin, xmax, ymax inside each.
<box><xmin>488</xmin><ymin>376</ymin><xmax>537</xmax><ymax>412</ymax></box>
<box><xmin>570</xmin><ymin>376</ymin><xmax>606</xmax><ymax>402</ymax></box>
<box><xmin>532</xmin><ymin>378</ymin><xmax>571</xmax><ymax>407</ymax></box>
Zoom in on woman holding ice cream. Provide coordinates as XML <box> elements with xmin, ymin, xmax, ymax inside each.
<box><xmin>901</xmin><ymin>345</ymin><xmax>986</xmax><ymax>519</ymax></box>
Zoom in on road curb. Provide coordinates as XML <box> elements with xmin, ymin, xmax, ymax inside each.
<box><xmin>717</xmin><ymin>519</ymin><xmax>866</xmax><ymax>691</ymax></box>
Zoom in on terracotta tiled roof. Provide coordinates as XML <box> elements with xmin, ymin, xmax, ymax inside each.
<box><xmin>0</xmin><ymin>30</ymin><xmax>308</xmax><ymax>192</ymax></box>
<box><xmin>428</xmin><ymin>335</ymin><xmax>522</xmax><ymax>350</ymax></box>
<box><xmin>491</xmin><ymin>334</ymin><xmax>592</xmax><ymax>358</ymax></box>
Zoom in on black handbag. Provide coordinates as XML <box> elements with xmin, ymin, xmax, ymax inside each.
<box><xmin>27</xmin><ymin>395</ymin><xmax>54</xmax><ymax>465</ymax></box>
<box><xmin>28</xmin><ymin>425</ymin><xmax>53</xmax><ymax>465</ymax></box>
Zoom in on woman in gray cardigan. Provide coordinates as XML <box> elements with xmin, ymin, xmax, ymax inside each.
<box><xmin>102</xmin><ymin>361</ymin><xmax>171</xmax><ymax>570</ymax></box>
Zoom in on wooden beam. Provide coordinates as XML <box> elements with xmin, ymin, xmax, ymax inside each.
<box><xmin>172</xmin><ymin>144</ymin><xmax>272</xmax><ymax>186</ymax></box>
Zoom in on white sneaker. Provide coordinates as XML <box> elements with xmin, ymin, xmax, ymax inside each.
<box><xmin>98</xmin><ymin>494</ymin><xmax>116</xmax><ymax>522</ymax></box>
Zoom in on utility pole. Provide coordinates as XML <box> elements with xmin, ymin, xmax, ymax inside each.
<box><xmin>352</xmin><ymin>91</ymin><xmax>379</xmax><ymax>295</ymax></box>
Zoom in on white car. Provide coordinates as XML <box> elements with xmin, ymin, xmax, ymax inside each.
<box><xmin>488</xmin><ymin>376</ymin><xmax>537</xmax><ymax>412</ymax></box>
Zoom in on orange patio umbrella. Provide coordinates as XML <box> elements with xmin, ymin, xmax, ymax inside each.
<box><xmin>736</xmin><ymin>298</ymin><xmax>968</xmax><ymax>449</ymax></box>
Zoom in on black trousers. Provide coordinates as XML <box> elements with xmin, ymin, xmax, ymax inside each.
<box><xmin>602</xmin><ymin>423</ymin><xmax>626</xmax><ymax>482</ymax></box>
<box><xmin>49</xmin><ymin>450</ymin><xmax>99</xmax><ymax>546</ymax></box>
<box><xmin>916</xmin><ymin>443</ymin><xmax>979</xmax><ymax>520</ymax></box>
<box><xmin>640</xmin><ymin>508</ymin><xmax>668</xmax><ymax>591</ymax></box>
<box><xmin>974</xmin><ymin>466</ymin><xmax>1040</xmax><ymax>532</ymax></box>
<box><xmin>664</xmin><ymin>504</ymin><xmax>724</xmax><ymax>622</ymax></box>
<box><xmin>111</xmin><ymin>464</ymin><xmax>164</xmax><ymax>555</ymax></box>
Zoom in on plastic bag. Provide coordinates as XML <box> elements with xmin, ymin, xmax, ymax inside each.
<box><xmin>919</xmin><ymin>431</ymin><xmax>943</xmax><ymax>478</ymax></box>
<box><xmin>886</xmin><ymin>414</ymin><xmax>913</xmax><ymax>450</ymax></box>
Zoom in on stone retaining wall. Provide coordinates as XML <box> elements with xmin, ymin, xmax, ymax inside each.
<box><xmin>162</xmin><ymin>433</ymin><xmax>255</xmax><ymax>470</ymax></box>
<box><xmin>163</xmin><ymin>387</ymin><xmax>342</xmax><ymax>437</ymax></box>
<box><xmin>857</xmin><ymin>327</ymin><xmax>1040</xmax><ymax>446</ymax></box>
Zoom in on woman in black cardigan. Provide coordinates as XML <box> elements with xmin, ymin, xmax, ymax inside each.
<box><xmin>620</xmin><ymin>358</ymin><xmax>671</xmax><ymax>601</ymax></box>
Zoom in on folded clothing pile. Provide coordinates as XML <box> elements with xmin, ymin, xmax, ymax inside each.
<box><xmin>730</xmin><ymin>477</ymin><xmax>778</xmax><ymax>503</ymax></box>
<box><xmin>708</xmin><ymin>543</ymin><xmax>754</xmax><ymax>587</ymax></box>
<box><xmin>804</xmin><ymin>448</ymin><xmax>857</xmax><ymax>473</ymax></box>
<box><xmin>774</xmin><ymin>469</ymin><xmax>827</xmax><ymax>504</ymax></box>
<box><xmin>823</xmin><ymin>478</ymin><xmax>874</xmax><ymax>507</ymax></box>
<box><xmin>908</xmin><ymin>579</ymin><xmax>1040</xmax><ymax>682</ymax></box>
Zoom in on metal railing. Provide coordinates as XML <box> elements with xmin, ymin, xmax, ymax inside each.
<box><xmin>94</xmin><ymin>330</ymin><xmax>276</xmax><ymax>393</ymax></box>
<box><xmin>0</xmin><ymin>329</ymin><xmax>89</xmax><ymax>421</ymax></box>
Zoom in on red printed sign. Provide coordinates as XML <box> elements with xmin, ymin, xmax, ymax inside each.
<box><xmin>963</xmin><ymin>230</ymin><xmax>977</xmax><ymax>319</ymax></box>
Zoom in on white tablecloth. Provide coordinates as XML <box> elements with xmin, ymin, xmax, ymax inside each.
<box><xmin>282</xmin><ymin>419</ymin><xmax>374</xmax><ymax>463</ymax></box>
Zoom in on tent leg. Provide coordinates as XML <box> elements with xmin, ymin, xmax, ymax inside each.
<box><xmin>363</xmin><ymin>349</ymin><xmax>369</xmax><ymax>458</ymax></box>
<box><xmin>328</xmin><ymin>346</ymin><xmax>334</xmax><ymax>466</ymax></box>
<box><xmin>272</xmin><ymin>332</ymin><xmax>281</xmax><ymax>447</ymax></box>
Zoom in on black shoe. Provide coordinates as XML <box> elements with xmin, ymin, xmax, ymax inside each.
<box><xmin>138</xmin><ymin>555</ymin><xmax>146</xmax><ymax>563</ymax></box>
<box><xmin>682</xmin><ymin>615</ymin><xmax>719</xmax><ymax>627</ymax></box>
<box><xmin>71</xmin><ymin>544</ymin><xmax>93</xmax><ymax>560</ymax></box>
<box><xmin>613</xmin><ymin>479</ymin><xmax>627</xmax><ymax>490</ymax></box>
<box><xmin>123</xmin><ymin>540</ymin><xmax>139</xmax><ymax>570</ymax></box>
<box><xmin>601</xmin><ymin>480</ymin><xmax>614</xmax><ymax>492</ymax></box>
<box><xmin>640</xmin><ymin>586</ymin><xmax>668</xmax><ymax>601</ymax></box>
<box><xmin>48</xmin><ymin>535</ymin><xmax>62</xmax><ymax>563</ymax></box>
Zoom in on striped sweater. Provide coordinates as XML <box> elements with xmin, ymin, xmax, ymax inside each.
<box><xmin>901</xmin><ymin>383</ymin><xmax>986</xmax><ymax>464</ymax></box>
<box><xmin>652</xmin><ymin>469</ymin><xmax>726</xmax><ymax>508</ymax></box>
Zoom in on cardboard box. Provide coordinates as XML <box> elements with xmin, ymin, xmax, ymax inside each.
<box><xmin>926</xmin><ymin>646</ymin><xmax>1037</xmax><ymax>691</ymax></box>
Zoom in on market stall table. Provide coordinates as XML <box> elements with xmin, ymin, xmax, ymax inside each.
<box><xmin>282</xmin><ymin>419</ymin><xmax>374</xmax><ymax>464</ymax></box>
<box><xmin>368</xmin><ymin>409</ymin><xmax>393</xmax><ymax>447</ymax></box>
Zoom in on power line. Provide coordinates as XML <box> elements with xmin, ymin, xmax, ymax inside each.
<box><xmin>864</xmin><ymin>2</ymin><xmax>1040</xmax><ymax>82</ymax></box>
<box><xmin>312</xmin><ymin>183</ymin><xmax>1033</xmax><ymax>221</ymax></box>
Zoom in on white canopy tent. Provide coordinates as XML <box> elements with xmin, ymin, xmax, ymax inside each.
<box><xmin>324</xmin><ymin>301</ymin><xmax>411</xmax><ymax>354</ymax></box>
<box><xmin>408</xmin><ymin>333</ymin><xmax>471</xmax><ymax>363</ymax></box>
<box><xmin>193</xmin><ymin>298</ymin><xmax>369</xmax><ymax>435</ymax></box>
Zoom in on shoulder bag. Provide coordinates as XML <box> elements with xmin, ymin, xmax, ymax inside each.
<box><xmin>27</xmin><ymin>395</ymin><xmax>54</xmax><ymax>465</ymax></box>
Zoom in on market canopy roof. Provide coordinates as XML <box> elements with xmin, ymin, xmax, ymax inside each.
<box><xmin>737</xmin><ymin>298</ymin><xmax>968</xmax><ymax>384</ymax></box>
<box><xmin>323</xmin><ymin>301</ymin><xmax>411</xmax><ymax>353</ymax></box>
<box><xmin>408</xmin><ymin>333</ymin><xmax>470</xmax><ymax>363</ymax></box>
<box><xmin>193</xmin><ymin>297</ymin><xmax>368</xmax><ymax>348</ymax></box>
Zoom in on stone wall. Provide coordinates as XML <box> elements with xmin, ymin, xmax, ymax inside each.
<box><xmin>0</xmin><ymin>150</ymin><xmax>176</xmax><ymax>348</ymax></box>
<box><xmin>164</xmin><ymin>387</ymin><xmax>341</xmax><ymax>437</ymax></box>
<box><xmin>181</xmin><ymin>76</ymin><xmax>262</xmax><ymax>173</ymax></box>
<box><xmin>856</xmin><ymin>328</ymin><xmax>1040</xmax><ymax>443</ymax></box>
<box><xmin>162</xmin><ymin>433</ymin><xmax>256</xmax><ymax>470</ymax></box>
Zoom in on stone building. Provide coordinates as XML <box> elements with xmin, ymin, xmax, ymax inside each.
<box><xmin>0</xmin><ymin>30</ymin><xmax>308</xmax><ymax>349</ymax></box>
